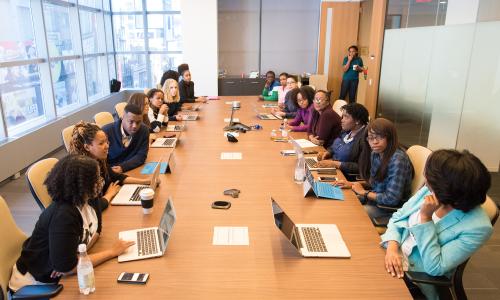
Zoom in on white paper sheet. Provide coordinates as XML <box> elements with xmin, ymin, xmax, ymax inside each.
<box><xmin>224</xmin><ymin>132</ymin><xmax>240</xmax><ymax>137</ymax></box>
<box><xmin>220</xmin><ymin>152</ymin><xmax>242</xmax><ymax>160</ymax></box>
<box><xmin>212</xmin><ymin>226</ymin><xmax>249</xmax><ymax>245</ymax></box>
<box><xmin>294</xmin><ymin>139</ymin><xmax>317</xmax><ymax>148</ymax></box>
<box><xmin>224</xmin><ymin>118</ymin><xmax>239</xmax><ymax>123</ymax></box>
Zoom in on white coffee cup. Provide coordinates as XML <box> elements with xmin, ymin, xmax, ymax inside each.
<box><xmin>353</xmin><ymin>64</ymin><xmax>358</xmax><ymax>71</ymax></box>
<box><xmin>139</xmin><ymin>188</ymin><xmax>155</xmax><ymax>214</ymax></box>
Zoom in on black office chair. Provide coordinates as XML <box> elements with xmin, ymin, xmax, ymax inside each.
<box><xmin>403</xmin><ymin>196</ymin><xmax>499</xmax><ymax>300</ymax></box>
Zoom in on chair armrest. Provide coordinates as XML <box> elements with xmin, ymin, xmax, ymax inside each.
<box><xmin>11</xmin><ymin>284</ymin><xmax>63</xmax><ymax>299</ymax></box>
<box><xmin>404</xmin><ymin>271</ymin><xmax>451</xmax><ymax>287</ymax></box>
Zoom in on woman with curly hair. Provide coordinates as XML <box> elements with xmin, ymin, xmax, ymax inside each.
<box><xmin>8</xmin><ymin>155</ymin><xmax>134</xmax><ymax>292</ymax></box>
<box><xmin>69</xmin><ymin>121</ymin><xmax>151</xmax><ymax>209</ymax></box>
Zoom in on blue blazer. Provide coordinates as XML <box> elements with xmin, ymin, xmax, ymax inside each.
<box><xmin>381</xmin><ymin>186</ymin><xmax>493</xmax><ymax>298</ymax></box>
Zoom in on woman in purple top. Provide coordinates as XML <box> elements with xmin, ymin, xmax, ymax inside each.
<box><xmin>287</xmin><ymin>86</ymin><xmax>315</xmax><ymax>132</ymax></box>
<box><xmin>307</xmin><ymin>90</ymin><xmax>342</xmax><ymax>148</ymax></box>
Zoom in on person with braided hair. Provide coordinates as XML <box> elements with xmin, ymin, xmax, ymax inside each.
<box><xmin>69</xmin><ymin>121</ymin><xmax>151</xmax><ymax>210</ymax></box>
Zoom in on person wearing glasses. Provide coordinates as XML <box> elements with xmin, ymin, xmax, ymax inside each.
<box><xmin>316</xmin><ymin>103</ymin><xmax>369</xmax><ymax>180</ymax></box>
<box><xmin>286</xmin><ymin>86</ymin><xmax>315</xmax><ymax>132</ymax></box>
<box><xmin>272</xmin><ymin>74</ymin><xmax>300</xmax><ymax>119</ymax></box>
<box><xmin>307</xmin><ymin>90</ymin><xmax>341</xmax><ymax>148</ymax></box>
<box><xmin>381</xmin><ymin>149</ymin><xmax>493</xmax><ymax>299</ymax></box>
<box><xmin>333</xmin><ymin>118</ymin><xmax>413</xmax><ymax>220</ymax></box>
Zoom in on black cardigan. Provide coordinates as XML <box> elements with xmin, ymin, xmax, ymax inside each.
<box><xmin>179</xmin><ymin>80</ymin><xmax>196</xmax><ymax>103</ymax></box>
<box><xmin>16</xmin><ymin>201</ymin><xmax>102</xmax><ymax>283</ymax></box>
<box><xmin>332</xmin><ymin>127</ymin><xmax>367</xmax><ymax>177</ymax></box>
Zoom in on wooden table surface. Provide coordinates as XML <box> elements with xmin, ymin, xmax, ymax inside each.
<box><xmin>59</xmin><ymin>96</ymin><xmax>411</xmax><ymax>299</ymax></box>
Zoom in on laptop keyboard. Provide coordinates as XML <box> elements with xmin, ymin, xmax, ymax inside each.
<box><xmin>260</xmin><ymin>114</ymin><xmax>271</xmax><ymax>119</ymax></box>
<box><xmin>301</xmin><ymin>227</ymin><xmax>327</xmax><ymax>252</ymax></box>
<box><xmin>130</xmin><ymin>186</ymin><xmax>148</xmax><ymax>202</ymax></box>
<box><xmin>174</xmin><ymin>125</ymin><xmax>182</xmax><ymax>131</ymax></box>
<box><xmin>305</xmin><ymin>158</ymin><xmax>318</xmax><ymax>169</ymax></box>
<box><xmin>162</xmin><ymin>138</ymin><xmax>176</xmax><ymax>146</ymax></box>
<box><xmin>137</xmin><ymin>229</ymin><xmax>158</xmax><ymax>256</ymax></box>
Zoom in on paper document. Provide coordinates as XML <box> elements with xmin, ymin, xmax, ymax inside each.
<box><xmin>221</xmin><ymin>152</ymin><xmax>242</xmax><ymax>160</ymax></box>
<box><xmin>213</xmin><ymin>226</ymin><xmax>249</xmax><ymax>245</ymax></box>
<box><xmin>224</xmin><ymin>132</ymin><xmax>240</xmax><ymax>137</ymax></box>
<box><xmin>224</xmin><ymin>118</ymin><xmax>239</xmax><ymax>123</ymax></box>
<box><xmin>294</xmin><ymin>139</ymin><xmax>317</xmax><ymax>148</ymax></box>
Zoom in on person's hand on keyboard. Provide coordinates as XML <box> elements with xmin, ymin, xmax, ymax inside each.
<box><xmin>316</xmin><ymin>160</ymin><xmax>337</xmax><ymax>168</ymax></box>
<box><xmin>331</xmin><ymin>179</ymin><xmax>352</xmax><ymax>189</ymax></box>
<box><xmin>111</xmin><ymin>239</ymin><xmax>136</xmax><ymax>257</ymax></box>
<box><xmin>317</xmin><ymin>151</ymin><xmax>330</xmax><ymax>161</ymax></box>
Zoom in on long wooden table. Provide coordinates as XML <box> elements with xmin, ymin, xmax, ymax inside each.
<box><xmin>59</xmin><ymin>96</ymin><xmax>411</xmax><ymax>299</ymax></box>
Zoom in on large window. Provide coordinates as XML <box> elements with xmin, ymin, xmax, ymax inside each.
<box><xmin>111</xmin><ymin>0</ymin><xmax>182</xmax><ymax>88</ymax></box>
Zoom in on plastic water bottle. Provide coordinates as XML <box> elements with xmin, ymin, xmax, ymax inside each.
<box><xmin>294</xmin><ymin>153</ymin><xmax>305</xmax><ymax>184</ymax></box>
<box><xmin>281</xmin><ymin>119</ymin><xmax>288</xmax><ymax>138</ymax></box>
<box><xmin>77</xmin><ymin>244</ymin><xmax>95</xmax><ymax>295</ymax></box>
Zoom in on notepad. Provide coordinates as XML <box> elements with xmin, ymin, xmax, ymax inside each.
<box><xmin>141</xmin><ymin>162</ymin><xmax>168</xmax><ymax>174</ymax></box>
<box><xmin>212</xmin><ymin>226</ymin><xmax>249</xmax><ymax>245</ymax></box>
<box><xmin>220</xmin><ymin>152</ymin><xmax>242</xmax><ymax>160</ymax></box>
<box><xmin>224</xmin><ymin>118</ymin><xmax>239</xmax><ymax>123</ymax></box>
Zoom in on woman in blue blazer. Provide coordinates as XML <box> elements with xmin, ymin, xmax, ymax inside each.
<box><xmin>381</xmin><ymin>149</ymin><xmax>493</xmax><ymax>299</ymax></box>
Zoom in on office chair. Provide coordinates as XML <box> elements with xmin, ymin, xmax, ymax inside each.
<box><xmin>373</xmin><ymin>145</ymin><xmax>432</xmax><ymax>234</ymax></box>
<box><xmin>404</xmin><ymin>195</ymin><xmax>499</xmax><ymax>300</ymax></box>
<box><xmin>332</xmin><ymin>99</ymin><xmax>347</xmax><ymax>116</ymax></box>
<box><xmin>309</xmin><ymin>74</ymin><xmax>328</xmax><ymax>91</ymax></box>
<box><xmin>115</xmin><ymin>102</ymin><xmax>127</xmax><ymax>119</ymax></box>
<box><xmin>94</xmin><ymin>111</ymin><xmax>114</xmax><ymax>128</ymax></box>
<box><xmin>26</xmin><ymin>158</ymin><xmax>58</xmax><ymax>210</ymax></box>
<box><xmin>61</xmin><ymin>124</ymin><xmax>75</xmax><ymax>152</ymax></box>
<box><xmin>0</xmin><ymin>196</ymin><xmax>63</xmax><ymax>300</ymax></box>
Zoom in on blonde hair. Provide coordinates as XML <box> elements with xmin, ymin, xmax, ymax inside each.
<box><xmin>162</xmin><ymin>78</ymin><xmax>180</xmax><ymax>103</ymax></box>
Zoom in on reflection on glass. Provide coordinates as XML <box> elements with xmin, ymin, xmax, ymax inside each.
<box><xmin>115</xmin><ymin>54</ymin><xmax>147</xmax><ymax>88</ymax></box>
<box><xmin>0</xmin><ymin>65</ymin><xmax>45</xmax><ymax>133</ymax></box>
<box><xmin>150</xmin><ymin>54</ymin><xmax>182</xmax><ymax>86</ymax></box>
<box><xmin>0</xmin><ymin>0</ymin><xmax>37</xmax><ymax>62</ymax></box>
<box><xmin>386</xmin><ymin>0</ymin><xmax>448</xmax><ymax>29</ymax></box>
<box><xmin>85</xmin><ymin>56</ymin><xmax>104</xmax><ymax>101</ymax></box>
<box><xmin>80</xmin><ymin>10</ymin><xmax>99</xmax><ymax>54</ymax></box>
<box><xmin>43</xmin><ymin>3</ymin><xmax>74</xmax><ymax>56</ymax></box>
<box><xmin>112</xmin><ymin>15</ymin><xmax>145</xmax><ymax>51</ymax></box>
<box><xmin>111</xmin><ymin>0</ymin><xmax>142</xmax><ymax>12</ymax></box>
<box><xmin>51</xmin><ymin>60</ymin><xmax>80</xmax><ymax>113</ymax></box>
<box><xmin>148</xmin><ymin>14</ymin><xmax>182</xmax><ymax>51</ymax></box>
<box><xmin>105</xmin><ymin>14</ymin><xmax>114</xmax><ymax>52</ymax></box>
<box><xmin>108</xmin><ymin>55</ymin><xmax>116</xmax><ymax>80</ymax></box>
<box><xmin>79</xmin><ymin>0</ymin><xmax>101</xmax><ymax>9</ymax></box>
<box><xmin>146</xmin><ymin>0</ymin><xmax>181</xmax><ymax>11</ymax></box>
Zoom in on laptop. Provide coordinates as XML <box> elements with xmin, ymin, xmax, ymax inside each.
<box><xmin>111</xmin><ymin>161</ymin><xmax>161</xmax><ymax>206</ymax></box>
<box><xmin>271</xmin><ymin>198</ymin><xmax>350</xmax><ymax>258</ymax></box>
<box><xmin>151</xmin><ymin>136</ymin><xmax>178</xmax><ymax>148</ymax></box>
<box><xmin>118</xmin><ymin>197</ymin><xmax>176</xmax><ymax>262</ymax></box>
<box><xmin>289</xmin><ymin>138</ymin><xmax>336</xmax><ymax>172</ymax></box>
<box><xmin>165</xmin><ymin>120</ymin><xmax>187</xmax><ymax>132</ymax></box>
<box><xmin>253</xmin><ymin>106</ymin><xmax>282</xmax><ymax>120</ymax></box>
<box><xmin>181</xmin><ymin>113</ymin><xmax>198</xmax><ymax>121</ymax></box>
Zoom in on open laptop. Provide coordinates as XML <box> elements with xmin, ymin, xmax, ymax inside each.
<box><xmin>165</xmin><ymin>120</ymin><xmax>187</xmax><ymax>132</ymax></box>
<box><xmin>289</xmin><ymin>138</ymin><xmax>336</xmax><ymax>172</ymax></box>
<box><xmin>253</xmin><ymin>106</ymin><xmax>282</xmax><ymax>120</ymax></box>
<box><xmin>180</xmin><ymin>113</ymin><xmax>198</xmax><ymax>121</ymax></box>
<box><xmin>151</xmin><ymin>136</ymin><xmax>178</xmax><ymax>148</ymax></box>
<box><xmin>118</xmin><ymin>197</ymin><xmax>176</xmax><ymax>262</ymax></box>
<box><xmin>271</xmin><ymin>198</ymin><xmax>350</xmax><ymax>258</ymax></box>
<box><xmin>111</xmin><ymin>161</ymin><xmax>161</xmax><ymax>206</ymax></box>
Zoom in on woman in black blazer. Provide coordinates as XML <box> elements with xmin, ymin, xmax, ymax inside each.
<box><xmin>178</xmin><ymin>69</ymin><xmax>206</xmax><ymax>104</ymax></box>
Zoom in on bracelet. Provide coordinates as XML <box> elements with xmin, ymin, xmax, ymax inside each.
<box><xmin>363</xmin><ymin>191</ymin><xmax>370</xmax><ymax>202</ymax></box>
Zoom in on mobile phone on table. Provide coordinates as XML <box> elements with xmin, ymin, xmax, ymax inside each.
<box><xmin>318</xmin><ymin>176</ymin><xmax>338</xmax><ymax>182</ymax></box>
<box><xmin>117</xmin><ymin>272</ymin><xmax>149</xmax><ymax>284</ymax></box>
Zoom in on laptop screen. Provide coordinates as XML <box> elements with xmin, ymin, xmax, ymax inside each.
<box><xmin>271</xmin><ymin>199</ymin><xmax>295</xmax><ymax>241</ymax></box>
<box><xmin>158</xmin><ymin>197</ymin><xmax>176</xmax><ymax>252</ymax></box>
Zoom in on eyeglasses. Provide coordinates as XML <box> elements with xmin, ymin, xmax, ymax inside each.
<box><xmin>297</xmin><ymin>98</ymin><xmax>308</xmax><ymax>103</ymax></box>
<box><xmin>313</xmin><ymin>98</ymin><xmax>325</xmax><ymax>104</ymax></box>
<box><xmin>366</xmin><ymin>135</ymin><xmax>385</xmax><ymax>142</ymax></box>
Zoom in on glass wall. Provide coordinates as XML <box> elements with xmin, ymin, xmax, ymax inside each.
<box><xmin>111</xmin><ymin>0</ymin><xmax>182</xmax><ymax>89</ymax></box>
<box><xmin>378</xmin><ymin>0</ymin><xmax>500</xmax><ymax>171</ymax></box>
<box><xmin>0</xmin><ymin>0</ymin><xmax>183</xmax><ymax>142</ymax></box>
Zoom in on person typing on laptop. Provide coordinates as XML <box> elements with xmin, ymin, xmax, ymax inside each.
<box><xmin>8</xmin><ymin>155</ymin><xmax>134</xmax><ymax>292</ymax></box>
<box><xmin>103</xmin><ymin>104</ymin><xmax>149</xmax><ymax>173</ymax></box>
<box><xmin>69</xmin><ymin>121</ymin><xmax>152</xmax><ymax>210</ymax></box>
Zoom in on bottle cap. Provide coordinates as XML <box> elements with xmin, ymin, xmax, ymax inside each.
<box><xmin>78</xmin><ymin>244</ymin><xmax>87</xmax><ymax>253</ymax></box>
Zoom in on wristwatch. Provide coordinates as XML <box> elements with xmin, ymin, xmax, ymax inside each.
<box><xmin>363</xmin><ymin>191</ymin><xmax>371</xmax><ymax>202</ymax></box>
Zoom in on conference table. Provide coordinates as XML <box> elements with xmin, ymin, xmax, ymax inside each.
<box><xmin>59</xmin><ymin>96</ymin><xmax>411</xmax><ymax>299</ymax></box>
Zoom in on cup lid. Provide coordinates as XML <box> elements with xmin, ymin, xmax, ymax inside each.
<box><xmin>139</xmin><ymin>188</ymin><xmax>155</xmax><ymax>199</ymax></box>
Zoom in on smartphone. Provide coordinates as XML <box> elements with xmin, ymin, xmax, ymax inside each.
<box><xmin>318</xmin><ymin>176</ymin><xmax>337</xmax><ymax>182</ymax></box>
<box><xmin>117</xmin><ymin>272</ymin><xmax>149</xmax><ymax>284</ymax></box>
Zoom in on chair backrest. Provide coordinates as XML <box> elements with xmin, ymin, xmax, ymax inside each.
<box><xmin>144</xmin><ymin>88</ymin><xmax>150</xmax><ymax>95</ymax></box>
<box><xmin>309</xmin><ymin>74</ymin><xmax>328</xmax><ymax>91</ymax></box>
<box><xmin>115</xmin><ymin>102</ymin><xmax>127</xmax><ymax>119</ymax></box>
<box><xmin>61</xmin><ymin>124</ymin><xmax>75</xmax><ymax>152</ymax></box>
<box><xmin>0</xmin><ymin>196</ymin><xmax>28</xmax><ymax>300</ymax></box>
<box><xmin>26</xmin><ymin>158</ymin><xmax>59</xmax><ymax>210</ymax></box>
<box><xmin>482</xmin><ymin>195</ymin><xmax>499</xmax><ymax>226</ymax></box>
<box><xmin>332</xmin><ymin>99</ymin><xmax>347</xmax><ymax>116</ymax></box>
<box><xmin>406</xmin><ymin>145</ymin><xmax>432</xmax><ymax>195</ymax></box>
<box><xmin>94</xmin><ymin>111</ymin><xmax>114</xmax><ymax>128</ymax></box>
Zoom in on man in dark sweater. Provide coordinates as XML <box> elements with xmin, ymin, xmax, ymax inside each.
<box><xmin>103</xmin><ymin>103</ymin><xmax>149</xmax><ymax>173</ymax></box>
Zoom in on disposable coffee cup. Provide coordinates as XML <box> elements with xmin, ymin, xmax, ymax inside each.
<box><xmin>232</xmin><ymin>101</ymin><xmax>241</xmax><ymax>109</ymax></box>
<box><xmin>353</xmin><ymin>64</ymin><xmax>358</xmax><ymax>71</ymax></box>
<box><xmin>140</xmin><ymin>188</ymin><xmax>155</xmax><ymax>214</ymax></box>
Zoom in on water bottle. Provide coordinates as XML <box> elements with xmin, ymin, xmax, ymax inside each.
<box><xmin>270</xmin><ymin>129</ymin><xmax>277</xmax><ymax>140</ymax></box>
<box><xmin>77</xmin><ymin>244</ymin><xmax>95</xmax><ymax>295</ymax></box>
<box><xmin>281</xmin><ymin>119</ymin><xmax>288</xmax><ymax>138</ymax></box>
<box><xmin>294</xmin><ymin>153</ymin><xmax>305</xmax><ymax>184</ymax></box>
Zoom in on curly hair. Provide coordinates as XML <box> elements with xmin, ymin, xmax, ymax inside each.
<box><xmin>44</xmin><ymin>155</ymin><xmax>100</xmax><ymax>206</ymax></box>
<box><xmin>341</xmin><ymin>103</ymin><xmax>369</xmax><ymax>125</ymax></box>
<box><xmin>425</xmin><ymin>149</ymin><xmax>490</xmax><ymax>212</ymax></box>
<box><xmin>69</xmin><ymin>121</ymin><xmax>110</xmax><ymax>182</ymax></box>
<box><xmin>290</xmin><ymin>86</ymin><xmax>315</xmax><ymax>108</ymax></box>
<box><xmin>160</xmin><ymin>70</ymin><xmax>179</xmax><ymax>86</ymax></box>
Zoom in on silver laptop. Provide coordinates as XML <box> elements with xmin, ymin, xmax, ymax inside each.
<box><xmin>289</xmin><ymin>138</ymin><xmax>335</xmax><ymax>172</ymax></box>
<box><xmin>181</xmin><ymin>113</ymin><xmax>198</xmax><ymax>121</ymax></box>
<box><xmin>271</xmin><ymin>198</ymin><xmax>350</xmax><ymax>258</ymax></box>
<box><xmin>253</xmin><ymin>107</ymin><xmax>281</xmax><ymax>120</ymax></box>
<box><xmin>165</xmin><ymin>124</ymin><xmax>184</xmax><ymax>132</ymax></box>
<box><xmin>111</xmin><ymin>161</ymin><xmax>161</xmax><ymax>206</ymax></box>
<box><xmin>151</xmin><ymin>136</ymin><xmax>177</xmax><ymax>148</ymax></box>
<box><xmin>118</xmin><ymin>197</ymin><xmax>176</xmax><ymax>262</ymax></box>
